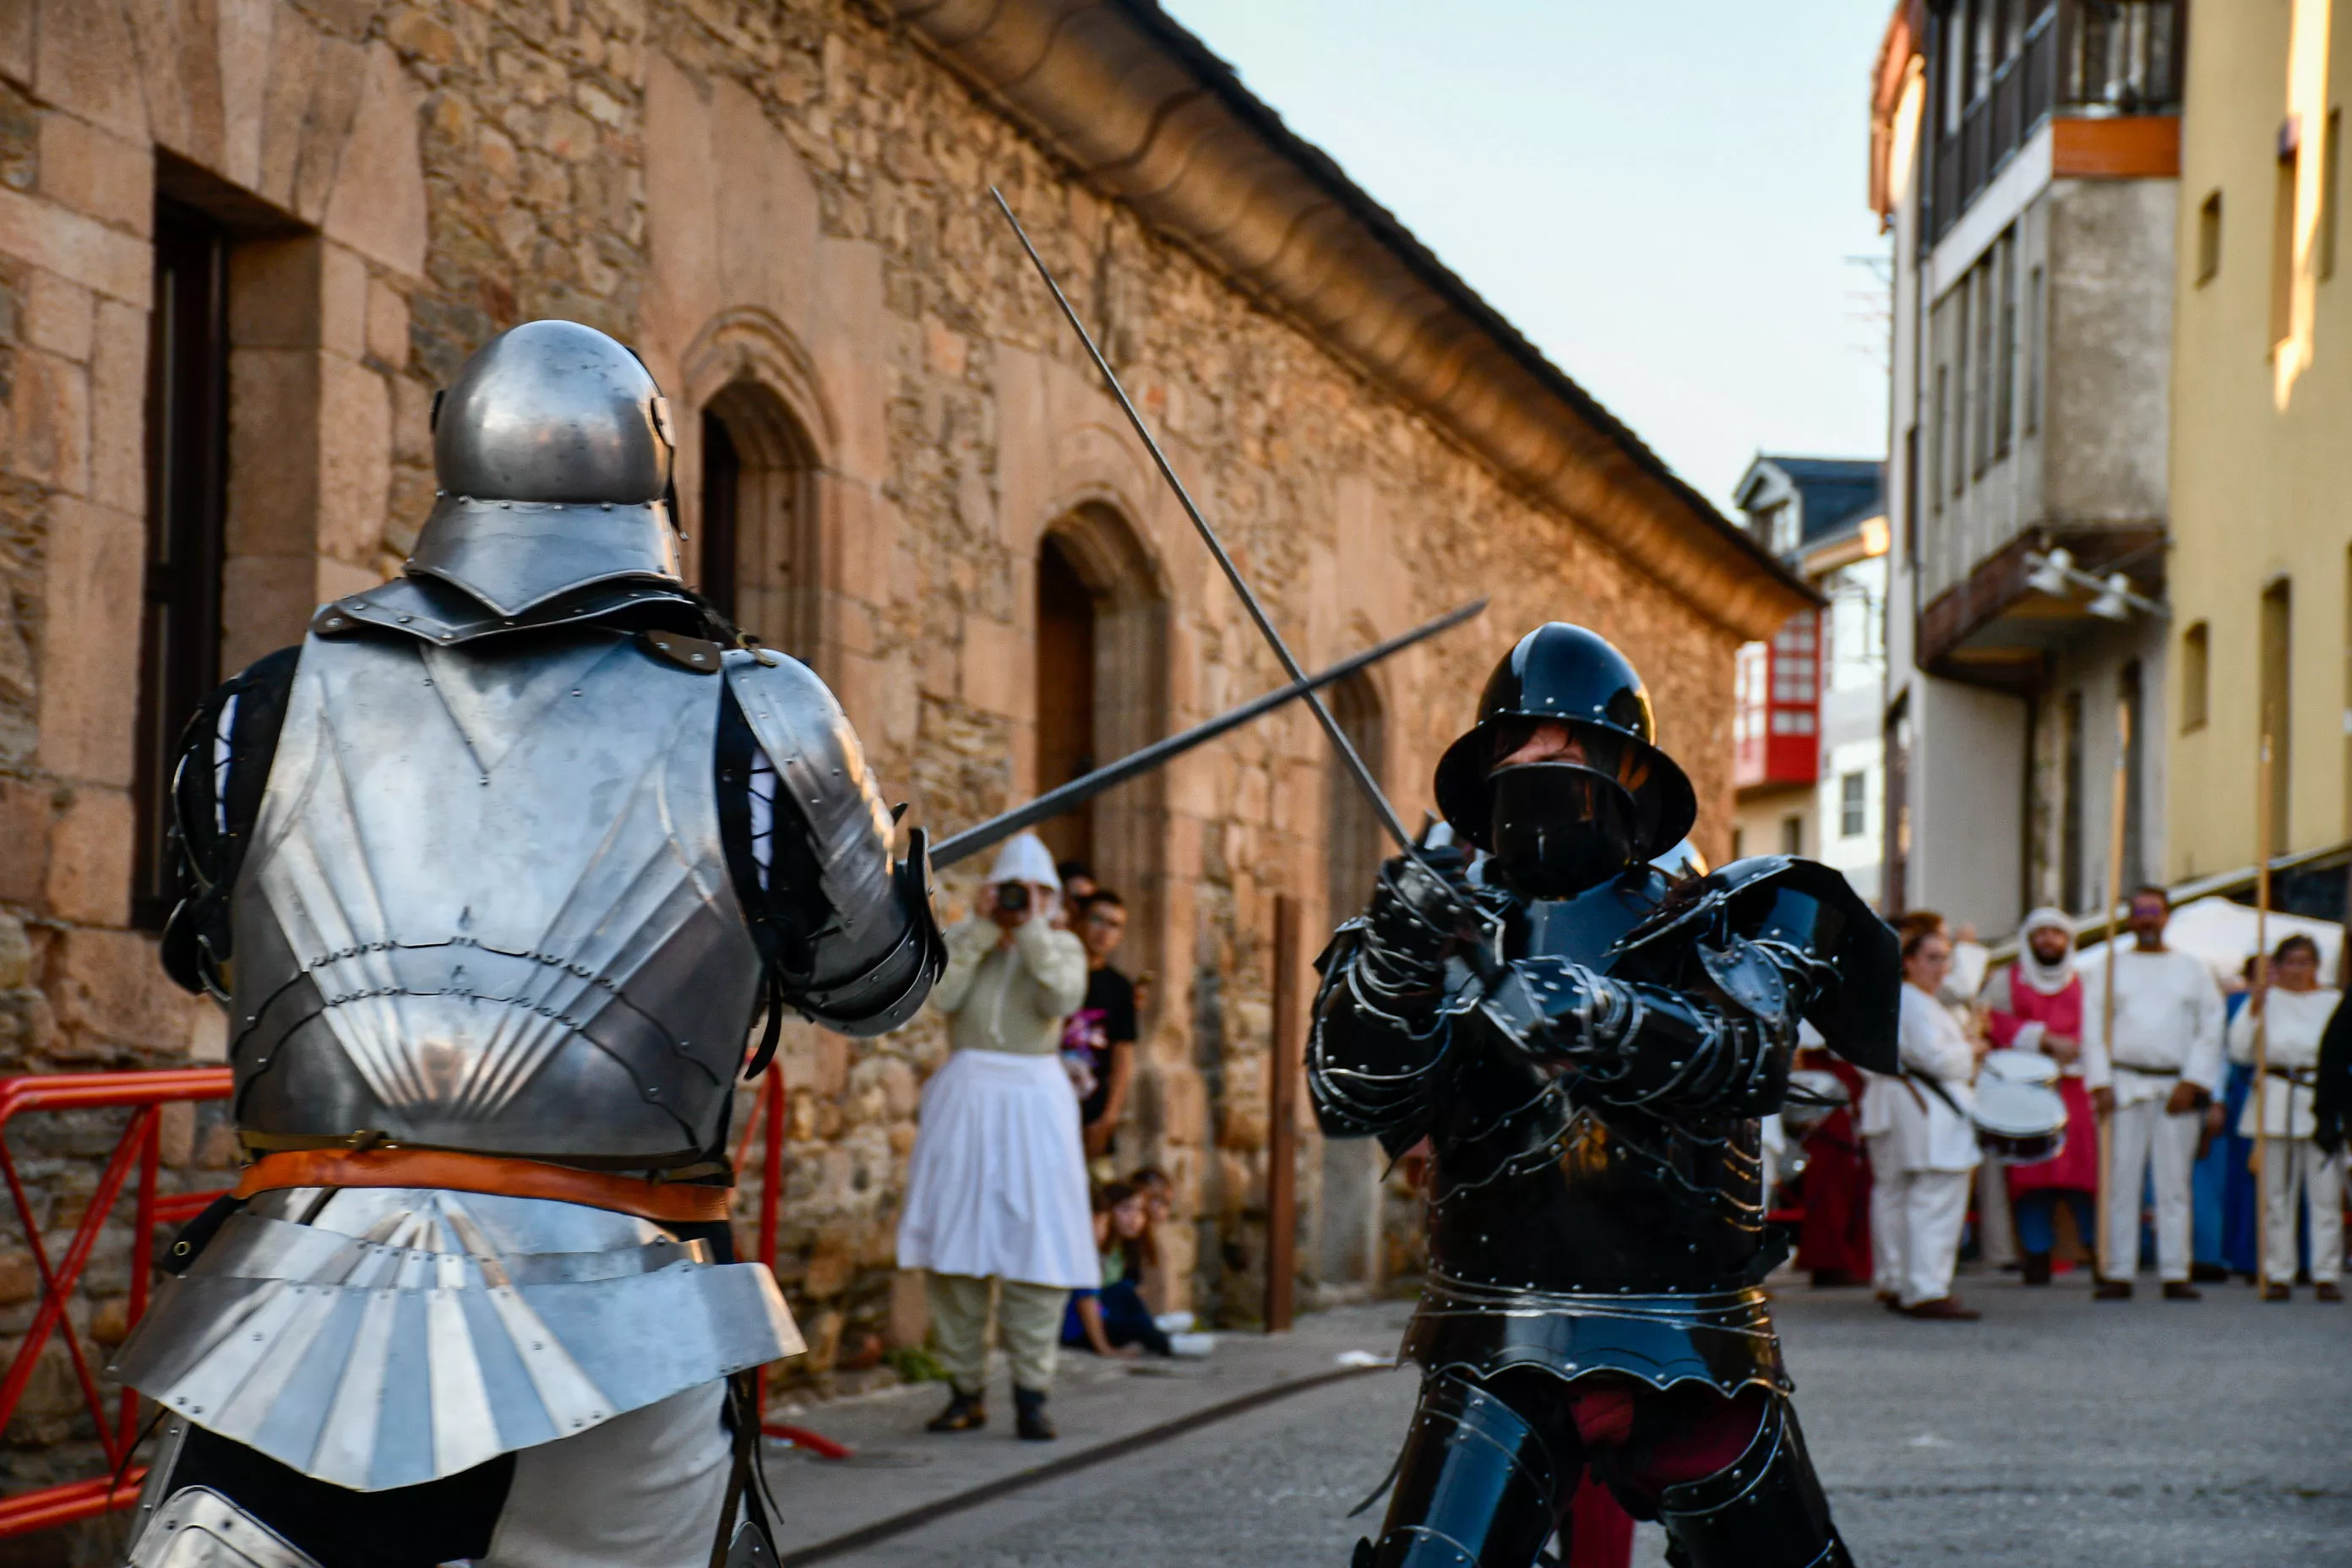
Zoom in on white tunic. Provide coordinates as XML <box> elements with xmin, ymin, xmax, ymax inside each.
<box><xmin>2227</xmin><ymin>985</ymin><xmax>2342</xmax><ymax>1140</ymax></box>
<box><xmin>1863</xmin><ymin>986</ymin><xmax>1980</xmax><ymax>1173</ymax></box>
<box><xmin>2080</xmin><ymin>948</ymin><xmax>2226</xmax><ymax>1106</ymax></box>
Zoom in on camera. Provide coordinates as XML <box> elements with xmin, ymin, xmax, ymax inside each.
<box><xmin>995</xmin><ymin>882</ymin><xmax>1031</xmax><ymax>913</ymax></box>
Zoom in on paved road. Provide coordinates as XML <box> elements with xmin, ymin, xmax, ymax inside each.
<box><xmin>833</xmin><ymin>1270</ymin><xmax>2351</xmax><ymax>1566</ymax></box>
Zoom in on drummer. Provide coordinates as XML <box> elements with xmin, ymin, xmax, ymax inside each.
<box><xmin>1984</xmin><ymin>907</ymin><xmax>2100</xmax><ymax>1286</ymax></box>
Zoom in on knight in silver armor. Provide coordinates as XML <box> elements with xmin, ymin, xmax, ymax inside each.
<box><xmin>1312</xmin><ymin>623</ymin><xmax>1898</xmax><ymax>1568</ymax></box>
<box><xmin>117</xmin><ymin>320</ymin><xmax>940</xmax><ymax>1568</ymax></box>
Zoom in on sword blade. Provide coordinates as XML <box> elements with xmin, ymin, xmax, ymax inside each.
<box><xmin>992</xmin><ymin>188</ymin><xmax>1418</xmax><ymax>854</ymax></box>
<box><xmin>930</xmin><ymin>598</ymin><xmax>1485</xmax><ymax>870</ymax></box>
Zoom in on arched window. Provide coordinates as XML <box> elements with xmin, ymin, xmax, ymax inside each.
<box><xmin>695</xmin><ymin>380</ymin><xmax>815</xmax><ymax>656</ymax></box>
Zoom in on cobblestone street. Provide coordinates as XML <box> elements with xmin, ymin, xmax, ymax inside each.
<box><xmin>815</xmin><ymin>1272</ymin><xmax>2352</xmax><ymax>1567</ymax></box>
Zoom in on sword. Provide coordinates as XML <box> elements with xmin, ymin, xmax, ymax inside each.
<box><xmin>992</xmin><ymin>188</ymin><xmax>1425</xmax><ymax>858</ymax></box>
<box><xmin>930</xmin><ymin>598</ymin><xmax>1485</xmax><ymax>869</ymax></box>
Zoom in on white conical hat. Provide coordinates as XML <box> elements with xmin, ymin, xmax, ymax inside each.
<box><xmin>987</xmin><ymin>832</ymin><xmax>1060</xmax><ymax>888</ymax></box>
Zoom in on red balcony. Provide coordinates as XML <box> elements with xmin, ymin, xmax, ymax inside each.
<box><xmin>1734</xmin><ymin>612</ymin><xmax>1820</xmax><ymax>791</ymax></box>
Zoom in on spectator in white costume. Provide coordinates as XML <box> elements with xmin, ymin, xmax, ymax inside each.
<box><xmin>1865</xmin><ymin>921</ymin><xmax>1984</xmax><ymax>1319</ymax></box>
<box><xmin>2226</xmin><ymin>933</ymin><xmax>2344</xmax><ymax>1301</ymax></box>
<box><xmin>896</xmin><ymin>833</ymin><xmax>1096</xmax><ymax>1439</ymax></box>
<box><xmin>2081</xmin><ymin>885</ymin><xmax>2226</xmax><ymax>1300</ymax></box>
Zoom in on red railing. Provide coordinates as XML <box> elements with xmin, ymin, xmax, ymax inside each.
<box><xmin>0</xmin><ymin>1064</ymin><xmax>841</xmax><ymax>1539</ymax></box>
<box><xmin>0</xmin><ymin>1068</ymin><xmax>234</xmax><ymax>1535</ymax></box>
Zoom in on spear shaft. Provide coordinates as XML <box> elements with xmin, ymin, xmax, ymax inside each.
<box><xmin>992</xmin><ymin>188</ymin><xmax>1419</xmax><ymax>855</ymax></box>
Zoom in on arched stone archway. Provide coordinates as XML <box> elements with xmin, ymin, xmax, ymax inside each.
<box><xmin>1032</xmin><ymin>501</ymin><xmax>1172</xmax><ymax>973</ymax></box>
<box><xmin>676</xmin><ymin>309</ymin><xmax>839</xmax><ymax>665</ymax></box>
<box><xmin>698</xmin><ymin>379</ymin><xmax>819</xmax><ymax>658</ymax></box>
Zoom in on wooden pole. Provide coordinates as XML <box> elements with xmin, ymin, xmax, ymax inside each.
<box><xmin>1265</xmin><ymin>895</ymin><xmax>1302</xmax><ymax>1331</ymax></box>
<box><xmin>2095</xmin><ymin>700</ymin><xmax>2132</xmax><ymax>1282</ymax></box>
<box><xmin>2252</xmin><ymin>738</ymin><xmax>2275</xmax><ymax>1289</ymax></box>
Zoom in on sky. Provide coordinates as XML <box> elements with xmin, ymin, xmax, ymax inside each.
<box><xmin>1160</xmin><ymin>0</ymin><xmax>1897</xmax><ymax>513</ymax></box>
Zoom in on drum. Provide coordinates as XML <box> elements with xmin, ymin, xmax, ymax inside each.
<box><xmin>1982</xmin><ymin>1049</ymin><xmax>2061</xmax><ymax>1087</ymax></box>
<box><xmin>1973</xmin><ymin>1052</ymin><xmax>2067</xmax><ymax>1165</ymax></box>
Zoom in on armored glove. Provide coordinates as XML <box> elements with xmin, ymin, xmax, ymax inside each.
<box><xmin>1358</xmin><ymin>847</ymin><xmax>1477</xmax><ymax>1004</ymax></box>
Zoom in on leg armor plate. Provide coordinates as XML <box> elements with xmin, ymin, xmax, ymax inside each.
<box><xmin>1653</xmin><ymin>1393</ymin><xmax>1851</xmax><ymax>1568</ymax></box>
<box><xmin>1361</xmin><ymin>1373</ymin><xmax>1564</xmax><ymax>1568</ymax></box>
<box><xmin>125</xmin><ymin>1489</ymin><xmax>324</xmax><ymax>1568</ymax></box>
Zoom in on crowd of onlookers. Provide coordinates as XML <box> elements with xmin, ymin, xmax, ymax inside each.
<box><xmin>1788</xmin><ymin>887</ymin><xmax>2349</xmax><ymax>1320</ymax></box>
<box><xmin>892</xmin><ymin>834</ymin><xmax>1206</xmax><ymax>1442</ymax></box>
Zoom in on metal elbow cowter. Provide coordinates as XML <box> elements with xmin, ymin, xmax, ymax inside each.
<box><xmin>722</xmin><ymin>652</ymin><xmax>944</xmax><ymax>1037</ymax></box>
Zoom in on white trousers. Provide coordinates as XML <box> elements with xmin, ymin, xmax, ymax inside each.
<box><xmin>2104</xmin><ymin>1098</ymin><xmax>2201</xmax><ymax>1282</ymax></box>
<box><xmin>2257</xmin><ymin>1136</ymin><xmax>2345</xmax><ymax>1286</ymax></box>
<box><xmin>1865</xmin><ymin>1132</ymin><xmax>1904</xmax><ymax>1295</ymax></box>
<box><xmin>1865</xmin><ymin>1135</ymin><xmax>1974</xmax><ymax>1307</ymax></box>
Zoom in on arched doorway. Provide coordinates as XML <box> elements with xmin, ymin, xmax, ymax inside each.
<box><xmin>696</xmin><ymin>379</ymin><xmax>816</xmax><ymax>657</ymax></box>
<box><xmin>1318</xmin><ymin>672</ymin><xmax>1388</xmax><ymax>1290</ymax></box>
<box><xmin>1031</xmin><ymin>503</ymin><xmax>1169</xmax><ymax>961</ymax></box>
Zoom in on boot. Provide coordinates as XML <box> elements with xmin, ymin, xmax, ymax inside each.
<box><xmin>2020</xmin><ymin>1251</ymin><xmax>2052</xmax><ymax>1287</ymax></box>
<box><xmin>2092</xmin><ymin>1278</ymin><xmax>2132</xmax><ymax>1301</ymax></box>
<box><xmin>1013</xmin><ymin>1386</ymin><xmax>1056</xmax><ymax>1441</ymax></box>
<box><xmin>925</xmin><ymin>1389</ymin><xmax>986</xmax><ymax>1433</ymax></box>
<box><xmin>2161</xmin><ymin>1281</ymin><xmax>2202</xmax><ymax>1301</ymax></box>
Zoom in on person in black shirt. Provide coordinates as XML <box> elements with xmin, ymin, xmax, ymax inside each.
<box><xmin>1064</xmin><ymin>890</ymin><xmax>1139</xmax><ymax>1159</ymax></box>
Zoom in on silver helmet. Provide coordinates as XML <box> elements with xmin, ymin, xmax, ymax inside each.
<box><xmin>406</xmin><ymin>319</ymin><xmax>682</xmax><ymax>616</ymax></box>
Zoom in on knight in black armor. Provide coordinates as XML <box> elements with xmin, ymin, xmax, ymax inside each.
<box><xmin>1312</xmin><ymin>623</ymin><xmax>1897</xmax><ymax>1568</ymax></box>
<box><xmin>112</xmin><ymin>321</ymin><xmax>941</xmax><ymax>1568</ymax></box>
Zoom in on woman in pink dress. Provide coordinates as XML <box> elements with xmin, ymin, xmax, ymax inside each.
<box><xmin>1982</xmin><ymin>906</ymin><xmax>2101</xmax><ymax>1283</ymax></box>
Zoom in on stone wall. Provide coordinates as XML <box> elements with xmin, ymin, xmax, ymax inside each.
<box><xmin>0</xmin><ymin>0</ymin><xmax>1767</xmax><ymax>1503</ymax></box>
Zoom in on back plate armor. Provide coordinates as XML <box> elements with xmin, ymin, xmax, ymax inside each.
<box><xmin>231</xmin><ymin>628</ymin><xmax>759</xmax><ymax>1164</ymax></box>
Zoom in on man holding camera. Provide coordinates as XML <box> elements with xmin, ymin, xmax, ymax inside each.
<box><xmin>896</xmin><ymin>833</ymin><xmax>1097</xmax><ymax>1439</ymax></box>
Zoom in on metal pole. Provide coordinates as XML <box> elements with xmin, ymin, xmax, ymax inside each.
<box><xmin>1265</xmin><ymin>896</ymin><xmax>1302</xmax><ymax>1332</ymax></box>
<box><xmin>2096</xmin><ymin>699</ymin><xmax>2131</xmax><ymax>1282</ymax></box>
<box><xmin>992</xmin><ymin>189</ymin><xmax>1416</xmax><ymax>855</ymax></box>
<box><xmin>2253</xmin><ymin>737</ymin><xmax>2274</xmax><ymax>1289</ymax></box>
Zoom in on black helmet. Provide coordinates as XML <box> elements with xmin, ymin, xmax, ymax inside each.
<box><xmin>1434</xmin><ymin>624</ymin><xmax>1697</xmax><ymax>885</ymax></box>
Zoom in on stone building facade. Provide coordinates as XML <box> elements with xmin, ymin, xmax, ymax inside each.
<box><xmin>0</xmin><ymin>0</ymin><xmax>1804</xmax><ymax>1487</ymax></box>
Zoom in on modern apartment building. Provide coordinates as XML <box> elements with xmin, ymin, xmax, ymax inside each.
<box><xmin>1873</xmin><ymin>0</ymin><xmax>2183</xmax><ymax>930</ymax></box>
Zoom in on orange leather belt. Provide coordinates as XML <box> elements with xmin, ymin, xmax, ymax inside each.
<box><xmin>231</xmin><ymin>1148</ymin><xmax>733</xmax><ymax>1226</ymax></box>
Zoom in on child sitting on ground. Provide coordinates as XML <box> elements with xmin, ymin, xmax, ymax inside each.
<box><xmin>1063</xmin><ymin>1183</ymin><xmax>1173</xmax><ymax>1357</ymax></box>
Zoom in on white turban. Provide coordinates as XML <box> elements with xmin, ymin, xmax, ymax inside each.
<box><xmin>2015</xmin><ymin>906</ymin><xmax>2077</xmax><ymax>996</ymax></box>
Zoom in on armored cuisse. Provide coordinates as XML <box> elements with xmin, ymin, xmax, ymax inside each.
<box><xmin>1316</xmin><ymin>623</ymin><xmax>1893</xmax><ymax>1568</ymax></box>
<box><xmin>117</xmin><ymin>322</ymin><xmax>940</xmax><ymax>1568</ymax></box>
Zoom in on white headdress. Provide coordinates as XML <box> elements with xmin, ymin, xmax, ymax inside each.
<box><xmin>2015</xmin><ymin>906</ymin><xmax>2077</xmax><ymax>996</ymax></box>
<box><xmin>986</xmin><ymin>832</ymin><xmax>1060</xmax><ymax>890</ymax></box>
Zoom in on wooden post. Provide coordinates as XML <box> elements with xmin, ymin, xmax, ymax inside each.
<box><xmin>2252</xmin><ymin>738</ymin><xmax>2275</xmax><ymax>1289</ymax></box>
<box><xmin>2095</xmin><ymin>700</ymin><xmax>2131</xmax><ymax>1282</ymax></box>
<box><xmin>1265</xmin><ymin>895</ymin><xmax>1302</xmax><ymax>1331</ymax></box>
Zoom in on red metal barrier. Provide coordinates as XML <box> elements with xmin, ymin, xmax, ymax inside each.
<box><xmin>0</xmin><ymin>1068</ymin><xmax>234</xmax><ymax>1536</ymax></box>
<box><xmin>0</xmin><ymin>1063</ymin><xmax>841</xmax><ymax>1538</ymax></box>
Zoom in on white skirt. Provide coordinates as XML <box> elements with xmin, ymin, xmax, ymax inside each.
<box><xmin>895</xmin><ymin>1048</ymin><xmax>1101</xmax><ymax>1289</ymax></box>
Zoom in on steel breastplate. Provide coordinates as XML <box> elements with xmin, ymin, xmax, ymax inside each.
<box><xmin>229</xmin><ymin>629</ymin><xmax>761</xmax><ymax>1163</ymax></box>
<box><xmin>1424</xmin><ymin>871</ymin><xmax>1771</xmax><ymax>1297</ymax></box>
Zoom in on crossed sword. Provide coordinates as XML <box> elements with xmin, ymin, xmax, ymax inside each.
<box><xmin>931</xmin><ymin>192</ymin><xmax>1454</xmax><ymax>874</ymax></box>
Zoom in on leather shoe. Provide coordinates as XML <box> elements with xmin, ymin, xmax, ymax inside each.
<box><xmin>2260</xmin><ymin>1282</ymin><xmax>2293</xmax><ymax>1302</ymax></box>
<box><xmin>2161</xmin><ymin>1281</ymin><xmax>2202</xmax><ymax>1301</ymax></box>
<box><xmin>1013</xmin><ymin>1386</ymin><xmax>1056</xmax><ymax>1441</ymax></box>
<box><xmin>2317</xmin><ymin>1282</ymin><xmax>2344</xmax><ymax>1303</ymax></box>
<box><xmin>2093</xmin><ymin>1279</ymin><xmax>2132</xmax><ymax>1301</ymax></box>
<box><xmin>1902</xmin><ymin>1296</ymin><xmax>1981</xmax><ymax>1320</ymax></box>
<box><xmin>925</xmin><ymin>1390</ymin><xmax>986</xmax><ymax>1433</ymax></box>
